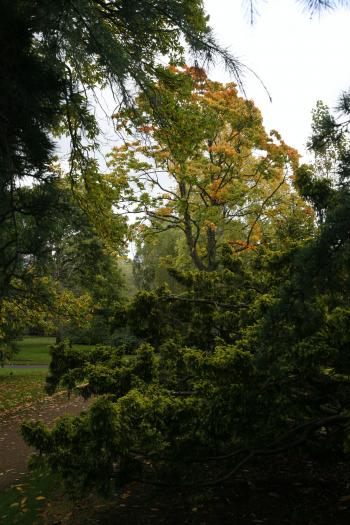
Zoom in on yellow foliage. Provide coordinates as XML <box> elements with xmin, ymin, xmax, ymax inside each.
<box><xmin>203</xmin><ymin>220</ymin><xmax>217</xmax><ymax>232</ymax></box>
<box><xmin>233</xmin><ymin>240</ymin><xmax>256</xmax><ymax>251</ymax></box>
<box><xmin>156</xmin><ymin>207</ymin><xmax>173</xmax><ymax>217</ymax></box>
<box><xmin>0</xmin><ymin>277</ymin><xmax>94</xmax><ymax>344</ymax></box>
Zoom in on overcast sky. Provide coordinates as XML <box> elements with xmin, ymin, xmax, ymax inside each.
<box><xmin>203</xmin><ymin>0</ymin><xmax>350</xmax><ymax>158</ymax></box>
<box><xmin>58</xmin><ymin>1</ymin><xmax>350</xmax><ymax>165</ymax></box>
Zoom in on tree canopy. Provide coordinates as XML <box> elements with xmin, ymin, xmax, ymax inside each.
<box><xmin>0</xmin><ymin>0</ymin><xmax>239</xmax><ymax>288</ymax></box>
<box><xmin>1</xmin><ymin>0</ymin><xmax>350</xmax><ymax>513</ymax></box>
<box><xmin>21</xmin><ymin>88</ymin><xmax>350</xmax><ymax>494</ymax></box>
<box><xmin>110</xmin><ymin>67</ymin><xmax>311</xmax><ymax>271</ymax></box>
<box><xmin>1</xmin><ymin>0</ymin><xmax>235</xmax><ymax>357</ymax></box>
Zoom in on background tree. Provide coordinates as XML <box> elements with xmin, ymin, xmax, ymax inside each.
<box><xmin>1</xmin><ymin>0</ymin><xmax>238</xmax><ymax>316</ymax></box>
<box><xmin>110</xmin><ymin>67</ymin><xmax>307</xmax><ymax>271</ymax></box>
<box><xmin>0</xmin><ymin>176</ymin><xmax>124</xmax><ymax>362</ymax></box>
<box><xmin>133</xmin><ymin>229</ymin><xmax>185</xmax><ymax>291</ymax></box>
<box><xmin>42</xmin><ymin>184</ymin><xmax>125</xmax><ymax>344</ymax></box>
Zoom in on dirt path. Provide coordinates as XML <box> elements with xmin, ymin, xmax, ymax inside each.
<box><xmin>0</xmin><ymin>393</ymin><xmax>90</xmax><ymax>492</ymax></box>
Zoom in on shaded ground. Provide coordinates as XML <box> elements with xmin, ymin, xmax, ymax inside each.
<box><xmin>1</xmin><ymin>397</ymin><xmax>350</xmax><ymax>524</ymax></box>
<box><xmin>40</xmin><ymin>455</ymin><xmax>350</xmax><ymax>525</ymax></box>
<box><xmin>0</xmin><ymin>393</ymin><xmax>90</xmax><ymax>491</ymax></box>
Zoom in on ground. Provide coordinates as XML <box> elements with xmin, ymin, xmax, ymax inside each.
<box><xmin>29</xmin><ymin>456</ymin><xmax>350</xmax><ymax>524</ymax></box>
<box><xmin>0</xmin><ymin>393</ymin><xmax>90</xmax><ymax>492</ymax></box>
<box><xmin>0</xmin><ymin>336</ymin><xmax>91</xmax><ymax>524</ymax></box>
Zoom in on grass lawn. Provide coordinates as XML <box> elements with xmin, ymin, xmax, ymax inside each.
<box><xmin>13</xmin><ymin>337</ymin><xmax>55</xmax><ymax>365</ymax></box>
<box><xmin>0</xmin><ymin>337</ymin><xmax>95</xmax><ymax>413</ymax></box>
<box><xmin>0</xmin><ymin>467</ymin><xmax>119</xmax><ymax>525</ymax></box>
<box><xmin>13</xmin><ymin>336</ymin><xmax>95</xmax><ymax>365</ymax></box>
<box><xmin>0</xmin><ymin>467</ymin><xmax>59</xmax><ymax>525</ymax></box>
<box><xmin>0</xmin><ymin>369</ymin><xmax>48</xmax><ymax>412</ymax></box>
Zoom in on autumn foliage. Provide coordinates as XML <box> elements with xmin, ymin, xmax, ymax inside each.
<box><xmin>109</xmin><ymin>67</ymin><xmax>309</xmax><ymax>271</ymax></box>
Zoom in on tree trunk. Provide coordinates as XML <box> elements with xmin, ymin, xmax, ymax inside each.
<box><xmin>179</xmin><ymin>180</ymin><xmax>205</xmax><ymax>271</ymax></box>
<box><xmin>206</xmin><ymin>226</ymin><xmax>218</xmax><ymax>271</ymax></box>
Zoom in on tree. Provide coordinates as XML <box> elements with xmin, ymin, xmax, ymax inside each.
<box><xmin>21</xmin><ymin>224</ymin><xmax>350</xmax><ymax>491</ymax></box>
<box><xmin>2</xmin><ymin>0</ymin><xmax>231</xmax><ymax>352</ymax></box>
<box><xmin>17</xmin><ymin>0</ymin><xmax>350</xmax><ymax>500</ymax></box>
<box><xmin>110</xmin><ymin>67</ymin><xmax>306</xmax><ymax>271</ymax></box>
<box><xmin>133</xmin><ymin>229</ymin><xmax>185</xmax><ymax>291</ymax></box>
<box><xmin>24</xmin><ymin>93</ymin><xmax>348</xmax><ymax>496</ymax></box>
<box><xmin>1</xmin><ymin>0</ymin><xmax>238</xmax><ymax>299</ymax></box>
<box><xmin>44</xmin><ymin>185</ymin><xmax>125</xmax><ymax>344</ymax></box>
<box><xmin>0</xmin><ymin>178</ymin><xmax>122</xmax><ymax>361</ymax></box>
<box><xmin>0</xmin><ymin>275</ymin><xmax>94</xmax><ymax>365</ymax></box>
<box><xmin>0</xmin><ymin>180</ymin><xmax>87</xmax><ymax>363</ymax></box>
<box><xmin>0</xmin><ymin>2</ymin><xmax>65</xmax><ymax>294</ymax></box>
<box><xmin>296</xmin><ymin>99</ymin><xmax>350</xmax><ymax>224</ymax></box>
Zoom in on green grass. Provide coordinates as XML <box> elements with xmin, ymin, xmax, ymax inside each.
<box><xmin>0</xmin><ymin>466</ymin><xmax>117</xmax><ymax>525</ymax></box>
<box><xmin>0</xmin><ymin>467</ymin><xmax>59</xmax><ymax>525</ymax></box>
<box><xmin>13</xmin><ymin>337</ymin><xmax>95</xmax><ymax>365</ymax></box>
<box><xmin>13</xmin><ymin>337</ymin><xmax>55</xmax><ymax>365</ymax></box>
<box><xmin>0</xmin><ymin>337</ymin><xmax>96</xmax><ymax>413</ymax></box>
<box><xmin>0</xmin><ymin>369</ymin><xmax>48</xmax><ymax>412</ymax></box>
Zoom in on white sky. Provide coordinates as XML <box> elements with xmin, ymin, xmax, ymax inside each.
<box><xmin>203</xmin><ymin>0</ymin><xmax>350</xmax><ymax>159</ymax></box>
<box><xmin>57</xmin><ymin>1</ymin><xmax>350</xmax><ymax>168</ymax></box>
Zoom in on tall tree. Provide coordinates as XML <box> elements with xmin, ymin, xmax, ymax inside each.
<box><xmin>133</xmin><ymin>229</ymin><xmax>184</xmax><ymax>290</ymax></box>
<box><xmin>0</xmin><ymin>1</ymin><xmax>65</xmax><ymax>293</ymax></box>
<box><xmin>110</xmin><ymin>67</ymin><xmax>304</xmax><ymax>271</ymax></box>
<box><xmin>1</xmin><ymin>0</ymin><xmax>238</xmax><ymax>293</ymax></box>
<box><xmin>44</xmin><ymin>184</ymin><xmax>125</xmax><ymax>343</ymax></box>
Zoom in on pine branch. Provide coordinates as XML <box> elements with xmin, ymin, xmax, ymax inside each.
<box><xmin>133</xmin><ymin>413</ymin><xmax>349</xmax><ymax>487</ymax></box>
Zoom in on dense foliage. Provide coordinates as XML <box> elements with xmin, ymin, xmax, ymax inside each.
<box><xmin>110</xmin><ymin>67</ymin><xmax>311</xmax><ymax>271</ymax></box>
<box><xmin>1</xmin><ymin>0</ymin><xmax>230</xmax><ymax>360</ymax></box>
<box><xmin>22</xmin><ymin>97</ymin><xmax>350</xmax><ymax>493</ymax></box>
<box><xmin>0</xmin><ymin>0</ymin><xmax>348</xmax><ymax>504</ymax></box>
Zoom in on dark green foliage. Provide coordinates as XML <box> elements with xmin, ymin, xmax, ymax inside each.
<box><xmin>22</xmin><ymin>210</ymin><xmax>350</xmax><ymax>491</ymax></box>
<box><xmin>1</xmin><ymin>0</ymin><xmax>231</xmax><ymax>294</ymax></box>
<box><xmin>18</xmin><ymin>5</ymin><xmax>350</xmax><ymax>497</ymax></box>
<box><xmin>109</xmin><ymin>328</ymin><xmax>140</xmax><ymax>353</ymax></box>
<box><xmin>42</xmin><ymin>188</ymin><xmax>124</xmax><ymax>344</ymax></box>
<box><xmin>0</xmin><ymin>1</ymin><xmax>62</xmax><ymax>179</ymax></box>
<box><xmin>0</xmin><ymin>1</ymin><xmax>65</xmax><ymax>293</ymax></box>
<box><xmin>295</xmin><ymin>164</ymin><xmax>334</xmax><ymax>222</ymax></box>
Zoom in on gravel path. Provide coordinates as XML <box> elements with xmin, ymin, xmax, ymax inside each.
<box><xmin>0</xmin><ymin>393</ymin><xmax>90</xmax><ymax>492</ymax></box>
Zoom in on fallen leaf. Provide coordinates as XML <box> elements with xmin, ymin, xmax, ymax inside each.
<box><xmin>35</xmin><ymin>496</ymin><xmax>46</xmax><ymax>501</ymax></box>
